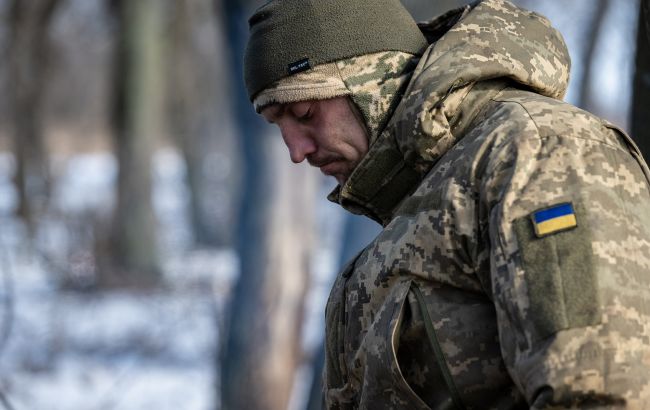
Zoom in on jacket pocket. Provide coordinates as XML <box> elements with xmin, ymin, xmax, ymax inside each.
<box><xmin>375</xmin><ymin>279</ymin><xmax>465</xmax><ymax>410</ymax></box>
<box><xmin>408</xmin><ymin>282</ymin><xmax>466</xmax><ymax>410</ymax></box>
<box><xmin>341</xmin><ymin>278</ymin><xmax>431</xmax><ymax>410</ymax></box>
<box><xmin>375</xmin><ymin>278</ymin><xmax>433</xmax><ymax>410</ymax></box>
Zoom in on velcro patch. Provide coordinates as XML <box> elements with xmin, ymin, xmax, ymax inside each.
<box><xmin>531</xmin><ymin>203</ymin><xmax>577</xmax><ymax>238</ymax></box>
<box><xmin>514</xmin><ymin>201</ymin><xmax>600</xmax><ymax>341</ymax></box>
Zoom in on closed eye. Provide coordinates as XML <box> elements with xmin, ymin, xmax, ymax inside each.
<box><xmin>290</xmin><ymin>102</ymin><xmax>313</xmax><ymax>123</ymax></box>
<box><xmin>297</xmin><ymin>108</ymin><xmax>312</xmax><ymax>122</ymax></box>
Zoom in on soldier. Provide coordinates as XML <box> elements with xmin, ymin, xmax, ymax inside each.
<box><xmin>244</xmin><ymin>0</ymin><xmax>650</xmax><ymax>408</ymax></box>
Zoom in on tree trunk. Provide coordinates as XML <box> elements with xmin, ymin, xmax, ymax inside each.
<box><xmin>7</xmin><ymin>0</ymin><xmax>62</xmax><ymax>234</ymax></box>
<box><xmin>577</xmin><ymin>0</ymin><xmax>609</xmax><ymax>111</ymax></box>
<box><xmin>639</xmin><ymin>0</ymin><xmax>650</xmax><ymax>41</ymax></box>
<box><xmin>633</xmin><ymin>0</ymin><xmax>650</xmax><ymax>160</ymax></box>
<box><xmin>168</xmin><ymin>0</ymin><xmax>236</xmax><ymax>248</ymax></box>
<box><xmin>101</xmin><ymin>0</ymin><xmax>163</xmax><ymax>287</ymax></box>
<box><xmin>168</xmin><ymin>0</ymin><xmax>211</xmax><ymax>246</ymax></box>
<box><xmin>218</xmin><ymin>0</ymin><xmax>316</xmax><ymax>408</ymax></box>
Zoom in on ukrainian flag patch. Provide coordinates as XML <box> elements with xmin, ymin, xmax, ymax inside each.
<box><xmin>531</xmin><ymin>203</ymin><xmax>578</xmax><ymax>238</ymax></box>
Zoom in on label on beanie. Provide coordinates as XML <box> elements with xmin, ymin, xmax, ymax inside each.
<box><xmin>288</xmin><ymin>58</ymin><xmax>311</xmax><ymax>74</ymax></box>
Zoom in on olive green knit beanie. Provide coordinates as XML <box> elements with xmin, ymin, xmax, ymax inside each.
<box><xmin>244</xmin><ymin>0</ymin><xmax>428</xmax><ymax>102</ymax></box>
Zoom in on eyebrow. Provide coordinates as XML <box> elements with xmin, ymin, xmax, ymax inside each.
<box><xmin>265</xmin><ymin>104</ymin><xmax>286</xmax><ymax>122</ymax></box>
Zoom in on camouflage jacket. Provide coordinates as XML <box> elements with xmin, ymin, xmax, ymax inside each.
<box><xmin>324</xmin><ymin>1</ymin><xmax>650</xmax><ymax>409</ymax></box>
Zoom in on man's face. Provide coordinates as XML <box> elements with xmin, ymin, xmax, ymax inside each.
<box><xmin>261</xmin><ymin>97</ymin><xmax>369</xmax><ymax>185</ymax></box>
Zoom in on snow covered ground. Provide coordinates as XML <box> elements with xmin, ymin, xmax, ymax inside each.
<box><xmin>0</xmin><ymin>143</ymin><xmax>347</xmax><ymax>410</ymax></box>
<box><xmin>0</xmin><ymin>150</ymin><xmax>238</xmax><ymax>410</ymax></box>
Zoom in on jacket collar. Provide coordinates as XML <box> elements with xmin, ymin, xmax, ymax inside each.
<box><xmin>328</xmin><ymin>78</ymin><xmax>507</xmax><ymax>225</ymax></box>
<box><xmin>328</xmin><ymin>0</ymin><xmax>570</xmax><ymax>225</ymax></box>
<box><xmin>326</xmin><ymin>6</ymin><xmax>477</xmax><ymax>225</ymax></box>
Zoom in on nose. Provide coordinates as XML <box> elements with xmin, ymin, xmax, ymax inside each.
<box><xmin>279</xmin><ymin>123</ymin><xmax>316</xmax><ymax>163</ymax></box>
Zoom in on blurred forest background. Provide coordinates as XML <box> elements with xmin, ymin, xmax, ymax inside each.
<box><xmin>0</xmin><ymin>0</ymin><xmax>647</xmax><ymax>409</ymax></box>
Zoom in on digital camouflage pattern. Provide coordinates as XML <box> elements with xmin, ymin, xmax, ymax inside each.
<box><xmin>336</xmin><ymin>52</ymin><xmax>419</xmax><ymax>143</ymax></box>
<box><xmin>324</xmin><ymin>0</ymin><xmax>650</xmax><ymax>408</ymax></box>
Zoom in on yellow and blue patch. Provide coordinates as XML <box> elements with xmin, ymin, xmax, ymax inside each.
<box><xmin>531</xmin><ymin>203</ymin><xmax>578</xmax><ymax>238</ymax></box>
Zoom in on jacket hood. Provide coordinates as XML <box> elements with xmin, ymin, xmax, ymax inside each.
<box><xmin>416</xmin><ymin>0</ymin><xmax>570</xmax><ymax>100</ymax></box>
<box><xmin>330</xmin><ymin>0</ymin><xmax>572</xmax><ymax>224</ymax></box>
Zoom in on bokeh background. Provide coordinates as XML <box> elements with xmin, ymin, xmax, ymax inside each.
<box><xmin>0</xmin><ymin>0</ymin><xmax>647</xmax><ymax>409</ymax></box>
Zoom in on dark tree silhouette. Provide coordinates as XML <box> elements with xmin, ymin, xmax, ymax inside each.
<box><xmin>641</xmin><ymin>0</ymin><xmax>650</xmax><ymax>39</ymax></box>
<box><xmin>577</xmin><ymin>0</ymin><xmax>610</xmax><ymax>111</ymax></box>
<box><xmin>633</xmin><ymin>0</ymin><xmax>650</xmax><ymax>160</ymax></box>
<box><xmin>217</xmin><ymin>0</ymin><xmax>314</xmax><ymax>408</ymax></box>
<box><xmin>168</xmin><ymin>0</ymin><xmax>236</xmax><ymax>248</ymax></box>
<box><xmin>7</xmin><ymin>0</ymin><xmax>63</xmax><ymax>234</ymax></box>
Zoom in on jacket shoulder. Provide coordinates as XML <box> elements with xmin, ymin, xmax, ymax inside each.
<box><xmin>490</xmin><ymin>88</ymin><xmax>624</xmax><ymax>149</ymax></box>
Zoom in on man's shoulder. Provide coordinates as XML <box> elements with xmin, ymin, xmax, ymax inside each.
<box><xmin>488</xmin><ymin>88</ymin><xmax>617</xmax><ymax>146</ymax></box>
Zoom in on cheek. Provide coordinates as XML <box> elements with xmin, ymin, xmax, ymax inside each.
<box><xmin>347</xmin><ymin>122</ymin><xmax>369</xmax><ymax>158</ymax></box>
<box><xmin>312</xmin><ymin>107</ymin><xmax>369</xmax><ymax>157</ymax></box>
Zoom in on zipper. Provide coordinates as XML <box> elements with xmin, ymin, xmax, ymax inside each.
<box><xmin>411</xmin><ymin>282</ymin><xmax>466</xmax><ymax>410</ymax></box>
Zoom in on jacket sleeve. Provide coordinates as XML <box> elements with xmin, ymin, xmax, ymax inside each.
<box><xmin>482</xmin><ymin>123</ymin><xmax>650</xmax><ymax>408</ymax></box>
